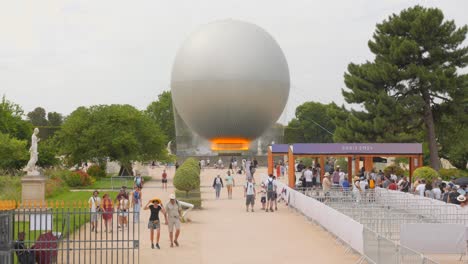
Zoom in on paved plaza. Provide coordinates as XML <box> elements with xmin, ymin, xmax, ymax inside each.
<box><xmin>138</xmin><ymin>166</ymin><xmax>359</xmax><ymax>264</ymax></box>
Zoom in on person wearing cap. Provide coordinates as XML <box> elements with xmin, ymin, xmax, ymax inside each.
<box><xmin>144</xmin><ymin>198</ymin><xmax>167</xmax><ymax>249</ymax></box>
<box><xmin>88</xmin><ymin>190</ymin><xmax>101</xmax><ymax>233</ymax></box>
<box><xmin>116</xmin><ymin>187</ymin><xmax>129</xmax><ymax>229</ymax></box>
<box><xmin>165</xmin><ymin>194</ymin><xmax>182</xmax><ymax>247</ymax></box>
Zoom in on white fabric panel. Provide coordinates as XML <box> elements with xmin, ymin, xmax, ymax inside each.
<box><xmin>278</xmin><ymin>182</ymin><xmax>364</xmax><ymax>254</ymax></box>
<box><xmin>400</xmin><ymin>223</ymin><xmax>466</xmax><ymax>254</ymax></box>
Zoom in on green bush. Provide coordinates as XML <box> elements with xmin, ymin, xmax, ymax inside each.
<box><xmin>335</xmin><ymin>158</ymin><xmax>348</xmax><ymax>173</ymax></box>
<box><xmin>413</xmin><ymin>166</ymin><xmax>438</xmax><ymax>182</ymax></box>
<box><xmin>298</xmin><ymin>158</ymin><xmax>313</xmax><ymax>167</ymax></box>
<box><xmin>439</xmin><ymin>168</ymin><xmax>468</xmax><ymax>181</ymax></box>
<box><xmin>384</xmin><ymin>164</ymin><xmax>405</xmax><ymax>177</ymax></box>
<box><xmin>46</xmin><ymin>177</ymin><xmax>68</xmax><ymax>198</ymax></box>
<box><xmin>173</xmin><ymin>166</ymin><xmax>199</xmax><ymax>195</ymax></box>
<box><xmin>61</xmin><ymin>170</ymin><xmax>94</xmax><ymax>187</ymax></box>
<box><xmin>86</xmin><ymin>165</ymin><xmax>107</xmax><ymax>178</ymax></box>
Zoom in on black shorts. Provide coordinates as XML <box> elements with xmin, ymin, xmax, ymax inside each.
<box><xmin>261</xmin><ymin>197</ymin><xmax>266</xmax><ymax>203</ymax></box>
<box><xmin>305</xmin><ymin>182</ymin><xmax>313</xmax><ymax>188</ymax></box>
<box><xmin>162</xmin><ymin>179</ymin><xmax>167</xmax><ymax>183</ymax></box>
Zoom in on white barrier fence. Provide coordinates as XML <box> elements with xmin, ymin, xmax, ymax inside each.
<box><xmin>279</xmin><ymin>182</ymin><xmax>364</xmax><ymax>254</ymax></box>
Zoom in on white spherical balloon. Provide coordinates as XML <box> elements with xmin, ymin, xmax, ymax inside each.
<box><xmin>171</xmin><ymin>20</ymin><xmax>289</xmax><ymax>144</ymax></box>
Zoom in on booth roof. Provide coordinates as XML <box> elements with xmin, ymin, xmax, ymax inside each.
<box><xmin>291</xmin><ymin>143</ymin><xmax>422</xmax><ymax>155</ymax></box>
<box><xmin>271</xmin><ymin>144</ymin><xmax>289</xmax><ymax>153</ymax></box>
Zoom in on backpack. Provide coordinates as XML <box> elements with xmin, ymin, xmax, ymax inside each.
<box><xmin>369</xmin><ymin>179</ymin><xmax>375</xmax><ymax>189</ymax></box>
<box><xmin>267</xmin><ymin>179</ymin><xmax>274</xmax><ymax>192</ymax></box>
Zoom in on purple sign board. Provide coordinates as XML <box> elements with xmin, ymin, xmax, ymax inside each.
<box><xmin>292</xmin><ymin>143</ymin><xmax>422</xmax><ymax>155</ymax></box>
<box><xmin>271</xmin><ymin>144</ymin><xmax>289</xmax><ymax>153</ymax></box>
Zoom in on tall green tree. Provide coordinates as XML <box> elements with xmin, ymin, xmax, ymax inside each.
<box><xmin>0</xmin><ymin>96</ymin><xmax>32</xmax><ymax>140</ymax></box>
<box><xmin>47</xmin><ymin>112</ymin><xmax>63</xmax><ymax>126</ymax></box>
<box><xmin>56</xmin><ymin>104</ymin><xmax>167</xmax><ymax>168</ymax></box>
<box><xmin>0</xmin><ymin>133</ymin><xmax>28</xmax><ymax>174</ymax></box>
<box><xmin>27</xmin><ymin>107</ymin><xmax>48</xmax><ymax>126</ymax></box>
<box><xmin>284</xmin><ymin>102</ymin><xmax>344</xmax><ymax>143</ymax></box>
<box><xmin>342</xmin><ymin>6</ymin><xmax>468</xmax><ymax>170</ymax></box>
<box><xmin>146</xmin><ymin>91</ymin><xmax>175</xmax><ymax>144</ymax></box>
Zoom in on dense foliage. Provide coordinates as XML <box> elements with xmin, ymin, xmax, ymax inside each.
<box><xmin>413</xmin><ymin>166</ymin><xmax>439</xmax><ymax>182</ymax></box>
<box><xmin>338</xmin><ymin>6</ymin><xmax>468</xmax><ymax>170</ymax></box>
<box><xmin>383</xmin><ymin>164</ymin><xmax>405</xmax><ymax>177</ymax></box>
<box><xmin>146</xmin><ymin>91</ymin><xmax>175</xmax><ymax>151</ymax></box>
<box><xmin>56</xmin><ymin>104</ymin><xmax>167</xmax><ymax>167</ymax></box>
<box><xmin>173</xmin><ymin>158</ymin><xmax>201</xmax><ymax>196</ymax></box>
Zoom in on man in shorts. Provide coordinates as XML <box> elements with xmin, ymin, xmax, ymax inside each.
<box><xmin>88</xmin><ymin>190</ymin><xmax>101</xmax><ymax>233</ymax></box>
<box><xmin>265</xmin><ymin>174</ymin><xmax>277</xmax><ymax>212</ymax></box>
<box><xmin>165</xmin><ymin>194</ymin><xmax>182</xmax><ymax>247</ymax></box>
<box><xmin>244</xmin><ymin>177</ymin><xmax>256</xmax><ymax>212</ymax></box>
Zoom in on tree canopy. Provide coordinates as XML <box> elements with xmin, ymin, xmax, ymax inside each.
<box><xmin>284</xmin><ymin>102</ymin><xmax>345</xmax><ymax>143</ymax></box>
<box><xmin>146</xmin><ymin>91</ymin><xmax>175</xmax><ymax>147</ymax></box>
<box><xmin>0</xmin><ymin>96</ymin><xmax>32</xmax><ymax>140</ymax></box>
<box><xmin>56</xmin><ymin>104</ymin><xmax>167</xmax><ymax>167</ymax></box>
<box><xmin>340</xmin><ymin>6</ymin><xmax>468</xmax><ymax>170</ymax></box>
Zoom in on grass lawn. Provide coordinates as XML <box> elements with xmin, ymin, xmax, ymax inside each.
<box><xmin>75</xmin><ymin>176</ymin><xmax>152</xmax><ymax>190</ymax></box>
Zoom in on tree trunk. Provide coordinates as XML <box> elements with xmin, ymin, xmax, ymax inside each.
<box><xmin>422</xmin><ymin>91</ymin><xmax>440</xmax><ymax>170</ymax></box>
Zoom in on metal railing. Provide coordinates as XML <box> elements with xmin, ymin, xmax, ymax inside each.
<box><xmin>291</xmin><ymin>186</ymin><xmax>458</xmax><ymax>264</ymax></box>
<box><xmin>0</xmin><ymin>199</ymin><xmax>140</xmax><ymax>264</ymax></box>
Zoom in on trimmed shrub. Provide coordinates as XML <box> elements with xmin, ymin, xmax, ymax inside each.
<box><xmin>384</xmin><ymin>164</ymin><xmax>405</xmax><ymax>177</ymax></box>
<box><xmin>87</xmin><ymin>165</ymin><xmax>107</xmax><ymax>178</ymax></box>
<box><xmin>173</xmin><ymin>166</ymin><xmax>199</xmax><ymax>196</ymax></box>
<box><xmin>413</xmin><ymin>166</ymin><xmax>438</xmax><ymax>182</ymax></box>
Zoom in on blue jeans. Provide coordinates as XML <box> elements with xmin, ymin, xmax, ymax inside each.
<box><xmin>133</xmin><ymin>204</ymin><xmax>140</xmax><ymax>222</ymax></box>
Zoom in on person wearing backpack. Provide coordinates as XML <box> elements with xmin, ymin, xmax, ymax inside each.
<box><xmin>132</xmin><ymin>186</ymin><xmax>142</xmax><ymax>222</ymax></box>
<box><xmin>265</xmin><ymin>174</ymin><xmax>277</xmax><ymax>212</ymax></box>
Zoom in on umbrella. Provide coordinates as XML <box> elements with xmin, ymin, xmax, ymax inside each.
<box><xmin>454</xmin><ymin>177</ymin><xmax>468</xmax><ymax>186</ymax></box>
<box><xmin>34</xmin><ymin>232</ymin><xmax>58</xmax><ymax>264</ymax></box>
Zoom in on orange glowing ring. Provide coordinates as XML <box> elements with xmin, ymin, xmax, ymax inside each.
<box><xmin>210</xmin><ymin>138</ymin><xmax>250</xmax><ymax>151</ymax></box>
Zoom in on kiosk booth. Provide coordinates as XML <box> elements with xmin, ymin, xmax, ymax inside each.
<box><xmin>268</xmin><ymin>143</ymin><xmax>423</xmax><ymax>188</ymax></box>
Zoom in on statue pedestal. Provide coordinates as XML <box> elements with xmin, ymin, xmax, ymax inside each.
<box><xmin>22</xmin><ymin>175</ymin><xmax>46</xmax><ymax>202</ymax></box>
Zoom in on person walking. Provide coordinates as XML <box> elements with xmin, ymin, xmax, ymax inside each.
<box><xmin>88</xmin><ymin>190</ymin><xmax>101</xmax><ymax>233</ymax></box>
<box><xmin>225</xmin><ymin>171</ymin><xmax>235</xmax><ymax>199</ymax></box>
<box><xmin>265</xmin><ymin>174</ymin><xmax>277</xmax><ymax>212</ymax></box>
<box><xmin>166</xmin><ymin>194</ymin><xmax>182</xmax><ymax>247</ymax></box>
<box><xmin>258</xmin><ymin>183</ymin><xmax>267</xmax><ymax>210</ymax></box>
<box><xmin>102</xmin><ymin>193</ymin><xmax>113</xmax><ymax>233</ymax></box>
<box><xmin>161</xmin><ymin>170</ymin><xmax>168</xmax><ymax>191</ymax></box>
<box><xmin>144</xmin><ymin>198</ymin><xmax>167</xmax><ymax>249</ymax></box>
<box><xmin>244</xmin><ymin>177</ymin><xmax>256</xmax><ymax>212</ymax></box>
<box><xmin>134</xmin><ymin>173</ymin><xmax>144</xmax><ymax>189</ymax></box>
<box><xmin>212</xmin><ymin>174</ymin><xmax>224</xmax><ymax>199</ymax></box>
<box><xmin>132</xmin><ymin>186</ymin><xmax>142</xmax><ymax>222</ymax></box>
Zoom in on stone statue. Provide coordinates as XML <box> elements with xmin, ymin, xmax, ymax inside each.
<box><xmin>166</xmin><ymin>141</ymin><xmax>173</xmax><ymax>155</ymax></box>
<box><xmin>24</xmin><ymin>128</ymin><xmax>40</xmax><ymax>175</ymax></box>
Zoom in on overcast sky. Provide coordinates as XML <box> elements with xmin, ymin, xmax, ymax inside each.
<box><xmin>1</xmin><ymin>0</ymin><xmax>467</xmax><ymax>122</ymax></box>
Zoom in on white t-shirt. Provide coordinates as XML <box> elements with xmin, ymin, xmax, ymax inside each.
<box><xmin>416</xmin><ymin>184</ymin><xmax>425</xmax><ymax>196</ymax></box>
<box><xmin>245</xmin><ymin>182</ymin><xmax>255</xmax><ymax>195</ymax></box>
<box><xmin>88</xmin><ymin>196</ymin><xmax>101</xmax><ymax>212</ymax></box>
<box><xmin>339</xmin><ymin>172</ymin><xmax>345</xmax><ymax>182</ymax></box>
<box><xmin>359</xmin><ymin>180</ymin><xmax>368</xmax><ymax>191</ymax></box>
<box><xmin>304</xmin><ymin>170</ymin><xmax>313</xmax><ymax>182</ymax></box>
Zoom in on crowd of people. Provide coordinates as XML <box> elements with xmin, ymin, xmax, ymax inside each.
<box><xmin>293</xmin><ymin>159</ymin><xmax>467</xmax><ymax>207</ymax></box>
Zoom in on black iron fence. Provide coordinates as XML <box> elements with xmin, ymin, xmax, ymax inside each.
<box><xmin>0</xmin><ymin>200</ymin><xmax>139</xmax><ymax>264</ymax></box>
